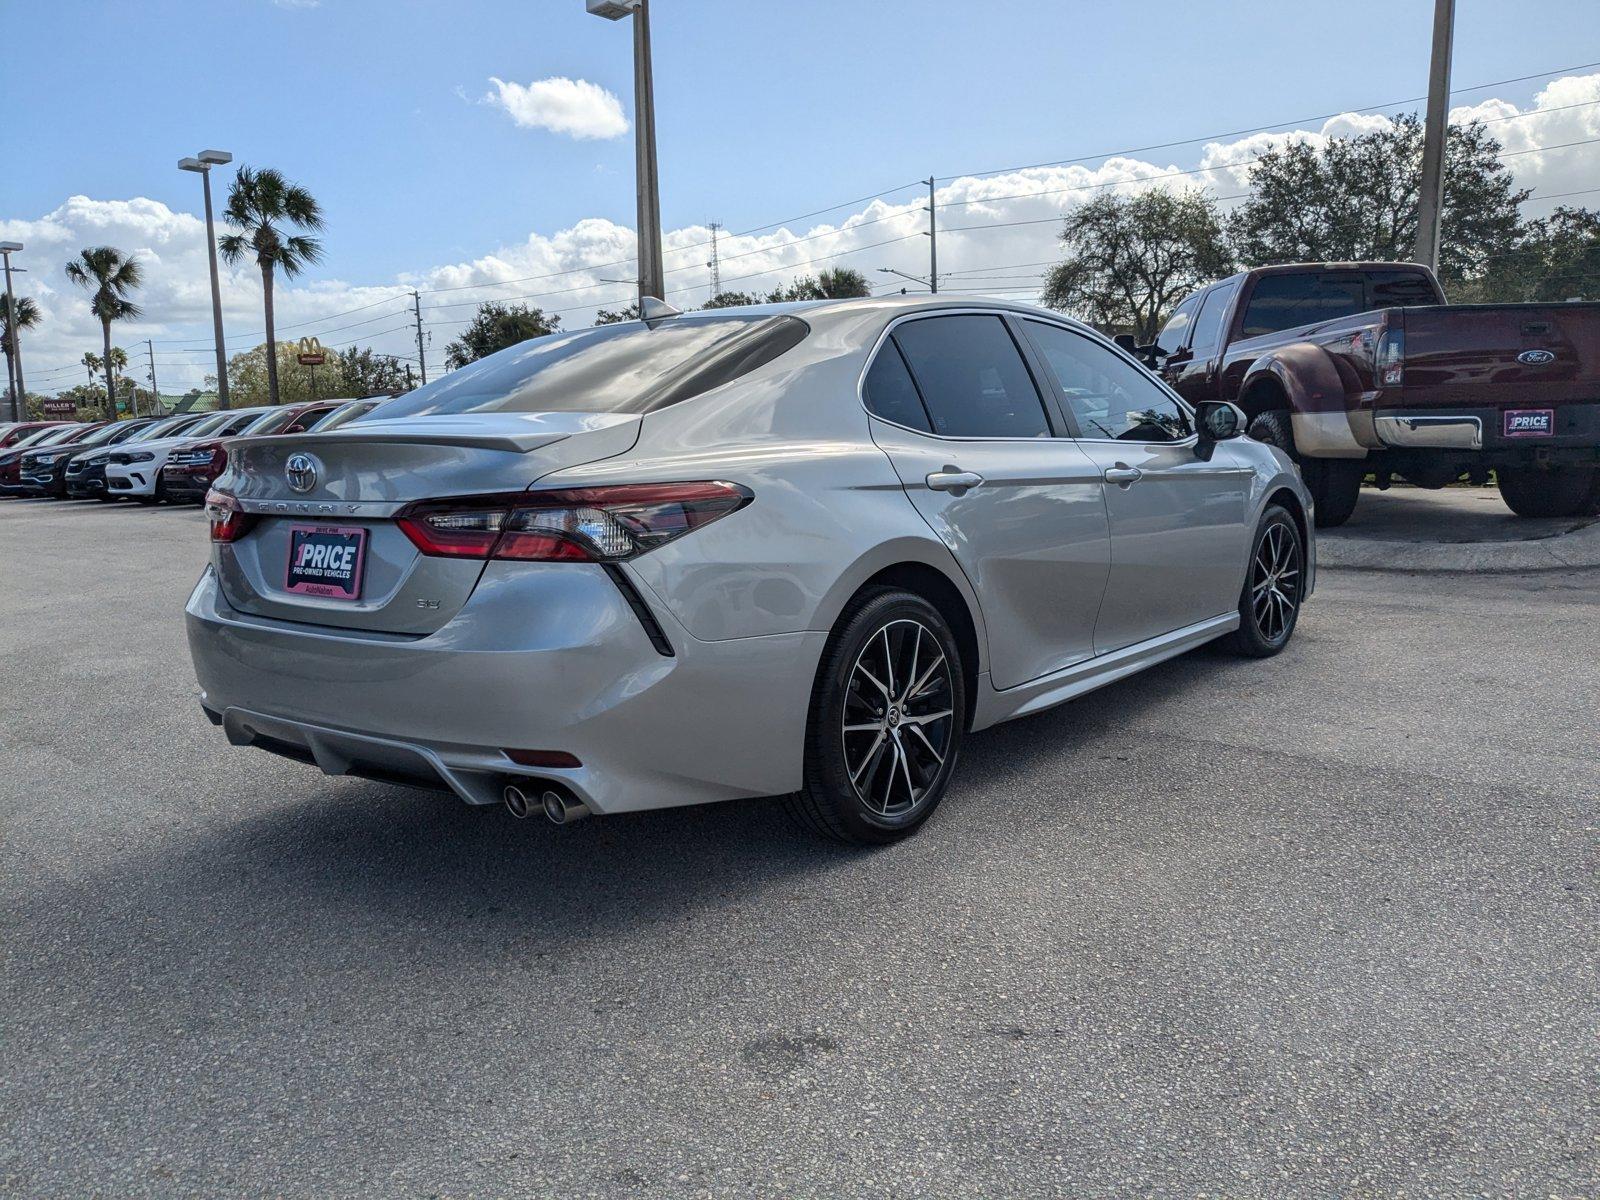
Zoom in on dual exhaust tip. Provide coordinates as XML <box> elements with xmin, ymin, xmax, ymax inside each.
<box><xmin>503</xmin><ymin>782</ymin><xmax>589</xmax><ymax>825</ymax></box>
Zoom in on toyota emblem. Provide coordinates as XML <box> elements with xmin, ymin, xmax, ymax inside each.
<box><xmin>285</xmin><ymin>453</ymin><xmax>319</xmax><ymax>493</ymax></box>
<box><xmin>1517</xmin><ymin>349</ymin><xmax>1556</xmax><ymax>365</ymax></box>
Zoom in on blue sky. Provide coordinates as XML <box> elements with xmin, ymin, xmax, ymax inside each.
<box><xmin>5</xmin><ymin>0</ymin><xmax>1599</xmax><ymax>391</ymax></box>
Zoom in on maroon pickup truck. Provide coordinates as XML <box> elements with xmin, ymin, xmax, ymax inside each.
<box><xmin>1150</xmin><ymin>262</ymin><xmax>1600</xmax><ymax>525</ymax></box>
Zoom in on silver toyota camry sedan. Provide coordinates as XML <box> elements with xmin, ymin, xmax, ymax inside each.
<box><xmin>187</xmin><ymin>296</ymin><xmax>1314</xmax><ymax>843</ymax></box>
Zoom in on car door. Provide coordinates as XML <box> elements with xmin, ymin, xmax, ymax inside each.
<box><xmin>1018</xmin><ymin>318</ymin><xmax>1253</xmax><ymax>654</ymax></box>
<box><xmin>864</xmin><ymin>311</ymin><xmax>1111</xmax><ymax>690</ymax></box>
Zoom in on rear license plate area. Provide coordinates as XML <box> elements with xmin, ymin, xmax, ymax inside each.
<box><xmin>1503</xmin><ymin>409</ymin><xmax>1554</xmax><ymax>437</ymax></box>
<box><xmin>285</xmin><ymin>525</ymin><xmax>368</xmax><ymax>600</ymax></box>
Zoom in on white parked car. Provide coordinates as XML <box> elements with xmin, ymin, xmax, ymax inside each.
<box><xmin>105</xmin><ymin>407</ymin><xmax>270</xmax><ymax>502</ymax></box>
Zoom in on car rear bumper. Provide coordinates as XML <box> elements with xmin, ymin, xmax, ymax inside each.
<box><xmin>185</xmin><ymin>562</ymin><xmax>825</xmax><ymax>815</ymax></box>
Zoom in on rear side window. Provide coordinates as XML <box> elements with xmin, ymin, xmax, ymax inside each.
<box><xmin>890</xmin><ymin>315</ymin><xmax>1051</xmax><ymax>438</ymax></box>
<box><xmin>863</xmin><ymin>341</ymin><xmax>932</xmax><ymax>432</ymax></box>
<box><xmin>378</xmin><ymin>314</ymin><xmax>808</xmax><ymax>418</ymax></box>
<box><xmin>1240</xmin><ymin>273</ymin><xmax>1368</xmax><ymax>337</ymax></box>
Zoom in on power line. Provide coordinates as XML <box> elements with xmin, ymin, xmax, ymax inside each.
<box><xmin>941</xmin><ymin>58</ymin><xmax>1600</xmax><ymax>183</ymax></box>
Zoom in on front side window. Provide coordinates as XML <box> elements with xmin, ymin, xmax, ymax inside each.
<box><xmin>1154</xmin><ymin>293</ymin><xmax>1202</xmax><ymax>359</ymax></box>
<box><xmin>889</xmin><ymin>315</ymin><xmax>1051</xmax><ymax>439</ymax></box>
<box><xmin>1239</xmin><ymin>273</ymin><xmax>1368</xmax><ymax>338</ymax></box>
<box><xmin>1023</xmin><ymin>320</ymin><xmax>1192</xmax><ymax>443</ymax></box>
<box><xmin>1188</xmin><ymin>281</ymin><xmax>1239</xmax><ymax>357</ymax></box>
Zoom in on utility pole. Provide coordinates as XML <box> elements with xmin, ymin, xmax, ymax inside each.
<box><xmin>0</xmin><ymin>242</ymin><xmax>24</xmax><ymax>422</ymax></box>
<box><xmin>146</xmin><ymin>339</ymin><xmax>158</xmax><ymax>418</ymax></box>
<box><xmin>706</xmin><ymin>222</ymin><xmax>722</xmax><ymax>301</ymax></box>
<box><xmin>1413</xmin><ymin>0</ymin><xmax>1455</xmax><ymax>273</ymax></box>
<box><xmin>925</xmin><ymin>177</ymin><xmax>938</xmax><ymax>295</ymax></box>
<box><xmin>404</xmin><ymin>363</ymin><xmax>416</xmax><ymax>391</ymax></box>
<box><xmin>412</xmin><ymin>291</ymin><xmax>428</xmax><ymax>385</ymax></box>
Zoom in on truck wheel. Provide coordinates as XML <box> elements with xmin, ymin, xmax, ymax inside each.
<box><xmin>1496</xmin><ymin>465</ymin><xmax>1600</xmax><ymax>518</ymax></box>
<box><xmin>1247</xmin><ymin>409</ymin><xmax>1362</xmax><ymax>528</ymax></box>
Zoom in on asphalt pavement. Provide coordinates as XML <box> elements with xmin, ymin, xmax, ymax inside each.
<box><xmin>2</xmin><ymin>497</ymin><xmax>1596</xmax><ymax>1198</ymax></box>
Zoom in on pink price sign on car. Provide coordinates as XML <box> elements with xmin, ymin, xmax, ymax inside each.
<box><xmin>284</xmin><ymin>525</ymin><xmax>367</xmax><ymax>599</ymax></box>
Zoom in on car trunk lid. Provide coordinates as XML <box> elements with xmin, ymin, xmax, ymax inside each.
<box><xmin>213</xmin><ymin>412</ymin><xmax>641</xmax><ymax>634</ymax></box>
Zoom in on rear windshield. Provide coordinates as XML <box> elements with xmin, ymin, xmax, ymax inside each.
<box><xmin>378</xmin><ymin>314</ymin><xmax>809</xmax><ymax>418</ymax></box>
<box><xmin>1240</xmin><ymin>269</ymin><xmax>1438</xmax><ymax>337</ymax></box>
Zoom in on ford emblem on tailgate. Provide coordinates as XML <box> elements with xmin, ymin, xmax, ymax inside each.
<box><xmin>285</xmin><ymin>453</ymin><xmax>319</xmax><ymax>493</ymax></box>
<box><xmin>1517</xmin><ymin>349</ymin><xmax>1556</xmax><ymax>365</ymax></box>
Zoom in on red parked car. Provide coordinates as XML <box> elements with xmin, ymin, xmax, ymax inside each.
<box><xmin>0</xmin><ymin>423</ymin><xmax>105</xmax><ymax>495</ymax></box>
<box><xmin>0</xmin><ymin>421</ymin><xmax>70</xmax><ymax>450</ymax></box>
<box><xmin>163</xmin><ymin>400</ymin><xmax>349</xmax><ymax>503</ymax></box>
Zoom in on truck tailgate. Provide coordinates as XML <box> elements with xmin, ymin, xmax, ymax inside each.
<box><xmin>1395</xmin><ymin>303</ymin><xmax>1600</xmax><ymax>409</ymax></box>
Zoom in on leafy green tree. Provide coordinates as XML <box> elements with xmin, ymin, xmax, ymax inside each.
<box><xmin>1455</xmin><ymin>205</ymin><xmax>1600</xmax><ymax>302</ymax></box>
<box><xmin>336</xmin><ymin>346</ymin><xmax>412</xmax><ymax>395</ymax></box>
<box><xmin>594</xmin><ymin>301</ymin><xmax>641</xmax><ymax>325</ymax></box>
<box><xmin>64</xmin><ymin>246</ymin><xmax>143</xmax><ymax>420</ymax></box>
<box><xmin>223</xmin><ymin>342</ymin><xmax>322</xmax><ymax>406</ymax></box>
<box><xmin>1227</xmin><ymin>115</ymin><xmax>1527</xmax><ymax>294</ymax></box>
<box><xmin>443</xmin><ymin>301</ymin><xmax>560</xmax><ymax>369</ymax></box>
<box><xmin>218</xmin><ymin>166</ymin><xmax>325</xmax><ymax>407</ymax></box>
<box><xmin>701</xmin><ymin>291</ymin><xmax>762</xmax><ymax>309</ymax></box>
<box><xmin>1</xmin><ymin>294</ymin><xmax>39</xmax><ymax>416</ymax></box>
<box><xmin>1041</xmin><ymin>189</ymin><xmax>1234</xmax><ymax>341</ymax></box>
<box><xmin>766</xmin><ymin>268</ymin><xmax>873</xmax><ymax>302</ymax></box>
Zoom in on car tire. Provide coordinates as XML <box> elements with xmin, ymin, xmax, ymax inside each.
<box><xmin>1247</xmin><ymin>409</ymin><xmax>1362</xmax><ymax>528</ymax></box>
<box><xmin>1228</xmin><ymin>505</ymin><xmax>1306</xmax><ymax>658</ymax></box>
<box><xmin>1496</xmin><ymin>465</ymin><xmax>1599</xmax><ymax>518</ymax></box>
<box><xmin>785</xmin><ymin>588</ymin><xmax>966</xmax><ymax>845</ymax></box>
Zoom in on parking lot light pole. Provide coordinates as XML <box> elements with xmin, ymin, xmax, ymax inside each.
<box><xmin>0</xmin><ymin>242</ymin><xmax>23</xmax><ymax>422</ymax></box>
<box><xmin>179</xmin><ymin>150</ymin><xmax>234</xmax><ymax>409</ymax></box>
<box><xmin>587</xmin><ymin>0</ymin><xmax>664</xmax><ymax>304</ymax></box>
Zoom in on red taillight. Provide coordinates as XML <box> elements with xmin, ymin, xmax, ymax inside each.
<box><xmin>396</xmin><ymin>481</ymin><xmax>752</xmax><ymax>563</ymax></box>
<box><xmin>1377</xmin><ymin>321</ymin><xmax>1405</xmax><ymax>388</ymax></box>
<box><xmin>205</xmin><ymin>489</ymin><xmax>256</xmax><ymax>543</ymax></box>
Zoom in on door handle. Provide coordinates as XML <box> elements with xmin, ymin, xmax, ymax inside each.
<box><xmin>926</xmin><ymin>468</ymin><xmax>984</xmax><ymax>494</ymax></box>
<box><xmin>1104</xmin><ymin>465</ymin><xmax>1143</xmax><ymax>487</ymax></box>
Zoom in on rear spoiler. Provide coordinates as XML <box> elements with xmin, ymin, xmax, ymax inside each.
<box><xmin>243</xmin><ymin>429</ymin><xmax>572</xmax><ymax>454</ymax></box>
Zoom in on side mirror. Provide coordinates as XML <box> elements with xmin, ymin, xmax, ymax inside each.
<box><xmin>1193</xmin><ymin>400</ymin><xmax>1246</xmax><ymax>460</ymax></box>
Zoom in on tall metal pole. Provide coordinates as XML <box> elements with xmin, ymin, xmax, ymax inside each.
<box><xmin>146</xmin><ymin>339</ymin><xmax>159</xmax><ymax>416</ymax></box>
<box><xmin>1</xmin><ymin>249</ymin><xmax>22</xmax><ymax>422</ymax></box>
<box><xmin>1413</xmin><ymin>0</ymin><xmax>1455</xmax><ymax>273</ymax></box>
<box><xmin>412</xmin><ymin>291</ymin><xmax>428</xmax><ymax>385</ymax></box>
<box><xmin>199</xmin><ymin>167</ymin><xmax>232</xmax><ymax>409</ymax></box>
<box><xmin>632</xmin><ymin>0</ymin><xmax>665</xmax><ymax>302</ymax></box>
<box><xmin>924</xmin><ymin>177</ymin><xmax>939</xmax><ymax>295</ymax></box>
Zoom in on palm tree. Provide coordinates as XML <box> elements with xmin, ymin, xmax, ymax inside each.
<box><xmin>218</xmin><ymin>166</ymin><xmax>324</xmax><ymax>405</ymax></box>
<box><xmin>1</xmin><ymin>294</ymin><xmax>40</xmax><ymax>416</ymax></box>
<box><xmin>107</xmin><ymin>347</ymin><xmax>130</xmax><ymax>415</ymax></box>
<box><xmin>65</xmin><ymin>247</ymin><xmax>143</xmax><ymax>420</ymax></box>
<box><xmin>82</xmin><ymin>350</ymin><xmax>102</xmax><ymax>385</ymax></box>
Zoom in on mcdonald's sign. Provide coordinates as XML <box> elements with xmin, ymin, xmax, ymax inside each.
<box><xmin>296</xmin><ymin>336</ymin><xmax>327</xmax><ymax>366</ymax></box>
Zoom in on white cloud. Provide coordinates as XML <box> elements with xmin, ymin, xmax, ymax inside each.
<box><xmin>272</xmin><ymin>0</ymin><xmax>321</xmax><ymax>9</ymax></box>
<box><xmin>483</xmin><ymin>76</ymin><xmax>628</xmax><ymax>140</ymax></box>
<box><xmin>9</xmin><ymin>72</ymin><xmax>1597</xmax><ymax>394</ymax></box>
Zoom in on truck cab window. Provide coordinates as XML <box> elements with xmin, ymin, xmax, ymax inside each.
<box><xmin>1240</xmin><ymin>273</ymin><xmax>1368</xmax><ymax>338</ymax></box>
<box><xmin>1187</xmin><ymin>281</ymin><xmax>1239</xmax><ymax>358</ymax></box>
<box><xmin>1154</xmin><ymin>294</ymin><xmax>1201</xmax><ymax>359</ymax></box>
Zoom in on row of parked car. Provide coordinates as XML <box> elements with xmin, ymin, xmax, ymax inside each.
<box><xmin>0</xmin><ymin>397</ymin><xmax>388</xmax><ymax>505</ymax></box>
